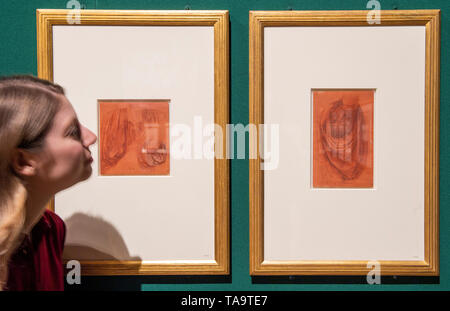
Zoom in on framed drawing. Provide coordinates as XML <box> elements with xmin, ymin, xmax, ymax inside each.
<box><xmin>312</xmin><ymin>89</ymin><xmax>374</xmax><ymax>189</ymax></box>
<box><xmin>37</xmin><ymin>9</ymin><xmax>229</xmax><ymax>275</ymax></box>
<box><xmin>249</xmin><ymin>10</ymin><xmax>440</xmax><ymax>275</ymax></box>
<box><xmin>98</xmin><ymin>99</ymin><xmax>170</xmax><ymax>176</ymax></box>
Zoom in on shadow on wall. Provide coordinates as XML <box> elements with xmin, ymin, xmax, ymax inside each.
<box><xmin>62</xmin><ymin>212</ymin><xmax>141</xmax><ymax>261</ymax></box>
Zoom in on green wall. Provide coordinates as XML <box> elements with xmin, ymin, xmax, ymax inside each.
<box><xmin>1</xmin><ymin>0</ymin><xmax>448</xmax><ymax>291</ymax></box>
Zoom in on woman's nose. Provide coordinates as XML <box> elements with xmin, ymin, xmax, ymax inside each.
<box><xmin>81</xmin><ymin>124</ymin><xmax>97</xmax><ymax>147</ymax></box>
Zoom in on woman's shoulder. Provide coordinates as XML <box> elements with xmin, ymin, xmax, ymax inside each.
<box><xmin>42</xmin><ymin>209</ymin><xmax>65</xmax><ymax>227</ymax></box>
<box><xmin>41</xmin><ymin>209</ymin><xmax>66</xmax><ymax>249</ymax></box>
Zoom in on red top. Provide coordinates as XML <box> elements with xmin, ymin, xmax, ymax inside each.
<box><xmin>6</xmin><ymin>210</ymin><xmax>66</xmax><ymax>291</ymax></box>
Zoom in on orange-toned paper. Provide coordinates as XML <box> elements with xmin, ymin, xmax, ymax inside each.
<box><xmin>313</xmin><ymin>90</ymin><xmax>374</xmax><ymax>188</ymax></box>
<box><xmin>99</xmin><ymin>100</ymin><xmax>170</xmax><ymax>175</ymax></box>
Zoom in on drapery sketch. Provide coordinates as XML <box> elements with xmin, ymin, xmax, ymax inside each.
<box><xmin>99</xmin><ymin>100</ymin><xmax>170</xmax><ymax>175</ymax></box>
<box><xmin>313</xmin><ymin>90</ymin><xmax>374</xmax><ymax>188</ymax></box>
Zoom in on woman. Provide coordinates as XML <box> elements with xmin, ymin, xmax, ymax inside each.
<box><xmin>0</xmin><ymin>75</ymin><xmax>97</xmax><ymax>290</ymax></box>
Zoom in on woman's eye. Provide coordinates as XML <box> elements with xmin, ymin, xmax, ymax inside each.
<box><xmin>68</xmin><ymin>126</ymin><xmax>81</xmax><ymax>140</ymax></box>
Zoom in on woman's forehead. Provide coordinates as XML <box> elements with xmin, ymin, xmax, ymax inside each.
<box><xmin>53</xmin><ymin>96</ymin><xmax>78</xmax><ymax>128</ymax></box>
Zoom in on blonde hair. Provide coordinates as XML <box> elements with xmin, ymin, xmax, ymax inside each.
<box><xmin>0</xmin><ymin>75</ymin><xmax>64</xmax><ymax>290</ymax></box>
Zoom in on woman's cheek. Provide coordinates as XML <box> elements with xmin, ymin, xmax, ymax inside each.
<box><xmin>55</xmin><ymin>142</ymin><xmax>86</xmax><ymax>180</ymax></box>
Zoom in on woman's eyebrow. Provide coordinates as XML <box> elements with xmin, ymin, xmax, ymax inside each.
<box><xmin>65</xmin><ymin>117</ymin><xmax>79</xmax><ymax>131</ymax></box>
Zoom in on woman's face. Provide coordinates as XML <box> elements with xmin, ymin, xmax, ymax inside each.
<box><xmin>34</xmin><ymin>95</ymin><xmax>97</xmax><ymax>193</ymax></box>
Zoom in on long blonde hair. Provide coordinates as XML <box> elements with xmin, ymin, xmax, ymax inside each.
<box><xmin>0</xmin><ymin>75</ymin><xmax>64</xmax><ymax>290</ymax></box>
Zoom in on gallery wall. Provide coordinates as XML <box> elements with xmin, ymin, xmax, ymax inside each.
<box><xmin>0</xmin><ymin>0</ymin><xmax>448</xmax><ymax>290</ymax></box>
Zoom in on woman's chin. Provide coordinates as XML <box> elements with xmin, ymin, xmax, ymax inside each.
<box><xmin>75</xmin><ymin>164</ymin><xmax>93</xmax><ymax>183</ymax></box>
<box><xmin>83</xmin><ymin>165</ymin><xmax>93</xmax><ymax>179</ymax></box>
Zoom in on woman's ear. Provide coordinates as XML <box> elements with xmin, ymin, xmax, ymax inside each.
<box><xmin>11</xmin><ymin>149</ymin><xmax>38</xmax><ymax>177</ymax></box>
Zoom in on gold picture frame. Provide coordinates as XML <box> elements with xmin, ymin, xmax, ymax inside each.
<box><xmin>37</xmin><ymin>9</ymin><xmax>229</xmax><ymax>275</ymax></box>
<box><xmin>249</xmin><ymin>10</ymin><xmax>440</xmax><ymax>276</ymax></box>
